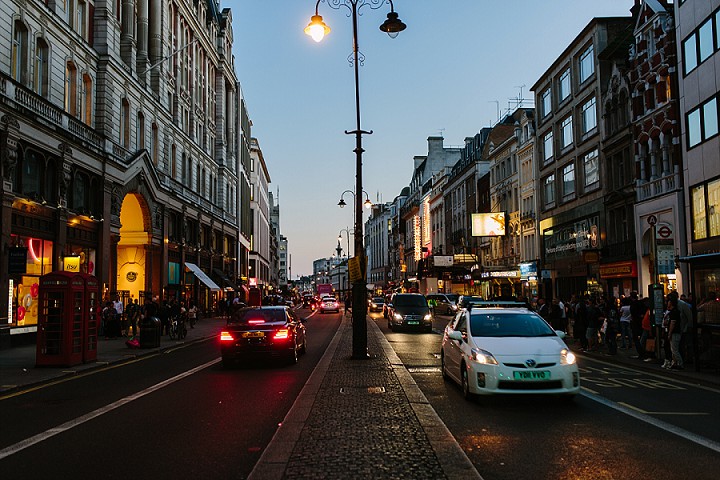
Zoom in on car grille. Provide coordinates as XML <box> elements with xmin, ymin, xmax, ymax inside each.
<box><xmin>503</xmin><ymin>362</ymin><xmax>556</xmax><ymax>368</ymax></box>
<box><xmin>497</xmin><ymin>380</ymin><xmax>564</xmax><ymax>390</ymax></box>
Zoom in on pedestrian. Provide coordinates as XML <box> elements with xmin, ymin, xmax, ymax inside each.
<box><xmin>127</xmin><ymin>299</ymin><xmax>140</xmax><ymax>337</ymax></box>
<box><xmin>113</xmin><ymin>295</ymin><xmax>125</xmax><ymax>336</ymax></box>
<box><xmin>640</xmin><ymin>299</ymin><xmax>654</xmax><ymax>361</ymax></box>
<box><xmin>585</xmin><ymin>297</ymin><xmax>602</xmax><ymax>352</ymax></box>
<box><xmin>573</xmin><ymin>295</ymin><xmax>589</xmax><ymax>351</ymax></box>
<box><xmin>629</xmin><ymin>292</ymin><xmax>648</xmax><ymax>359</ymax></box>
<box><xmin>603</xmin><ymin>296</ymin><xmax>620</xmax><ymax>355</ymax></box>
<box><xmin>666</xmin><ymin>295</ymin><xmax>684</xmax><ymax>369</ymax></box>
<box><xmin>619</xmin><ymin>297</ymin><xmax>633</xmax><ymax>349</ymax></box>
<box><xmin>188</xmin><ymin>301</ymin><xmax>198</xmax><ymax>328</ymax></box>
<box><xmin>549</xmin><ymin>298</ymin><xmax>564</xmax><ymax>332</ymax></box>
<box><xmin>101</xmin><ymin>301</ymin><xmax>115</xmax><ymax>338</ymax></box>
<box><xmin>158</xmin><ymin>300</ymin><xmax>170</xmax><ymax>336</ymax></box>
<box><xmin>536</xmin><ymin>298</ymin><xmax>549</xmax><ymax>321</ymax></box>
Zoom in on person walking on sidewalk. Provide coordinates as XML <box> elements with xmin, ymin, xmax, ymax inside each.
<box><xmin>603</xmin><ymin>296</ymin><xmax>620</xmax><ymax>355</ymax></box>
<box><xmin>666</xmin><ymin>295</ymin><xmax>684</xmax><ymax>369</ymax></box>
<box><xmin>629</xmin><ymin>292</ymin><xmax>648</xmax><ymax>359</ymax></box>
<box><xmin>619</xmin><ymin>297</ymin><xmax>633</xmax><ymax>349</ymax></box>
<box><xmin>113</xmin><ymin>296</ymin><xmax>125</xmax><ymax>337</ymax></box>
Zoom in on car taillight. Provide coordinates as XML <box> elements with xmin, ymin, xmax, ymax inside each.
<box><xmin>273</xmin><ymin>329</ymin><xmax>290</xmax><ymax>340</ymax></box>
<box><xmin>220</xmin><ymin>331</ymin><xmax>235</xmax><ymax>342</ymax></box>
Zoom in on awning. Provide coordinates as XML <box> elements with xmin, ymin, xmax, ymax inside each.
<box><xmin>185</xmin><ymin>263</ymin><xmax>221</xmax><ymax>291</ymax></box>
<box><xmin>213</xmin><ymin>268</ymin><xmax>235</xmax><ymax>288</ymax></box>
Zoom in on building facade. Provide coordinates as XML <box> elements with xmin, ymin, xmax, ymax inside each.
<box><xmin>1</xmin><ymin>0</ymin><xmax>243</xmax><ymax>345</ymax></box>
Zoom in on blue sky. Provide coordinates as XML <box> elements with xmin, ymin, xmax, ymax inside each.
<box><xmin>231</xmin><ymin>0</ymin><xmax>634</xmax><ymax>277</ymax></box>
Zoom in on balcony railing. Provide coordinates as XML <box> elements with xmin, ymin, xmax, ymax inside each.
<box><xmin>636</xmin><ymin>172</ymin><xmax>680</xmax><ymax>202</ymax></box>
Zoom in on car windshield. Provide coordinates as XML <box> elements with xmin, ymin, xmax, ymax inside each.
<box><xmin>393</xmin><ymin>295</ymin><xmax>427</xmax><ymax>307</ymax></box>
<box><xmin>324</xmin><ymin>299</ymin><xmax>336</xmax><ymax>303</ymax></box>
<box><xmin>229</xmin><ymin>308</ymin><xmax>286</xmax><ymax>325</ymax></box>
<box><xmin>469</xmin><ymin>313</ymin><xmax>556</xmax><ymax>337</ymax></box>
<box><xmin>446</xmin><ymin>294</ymin><xmax>459</xmax><ymax>303</ymax></box>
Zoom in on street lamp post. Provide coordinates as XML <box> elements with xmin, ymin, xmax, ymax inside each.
<box><xmin>306</xmin><ymin>0</ymin><xmax>406</xmax><ymax>359</ymax></box>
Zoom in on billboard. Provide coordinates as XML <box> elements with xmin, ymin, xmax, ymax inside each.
<box><xmin>471</xmin><ymin>212</ymin><xmax>506</xmax><ymax>237</ymax></box>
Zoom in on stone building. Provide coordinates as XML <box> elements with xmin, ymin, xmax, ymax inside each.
<box><xmin>1</xmin><ymin>0</ymin><xmax>243</xmax><ymax>344</ymax></box>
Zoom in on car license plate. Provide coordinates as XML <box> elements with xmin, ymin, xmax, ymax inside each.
<box><xmin>407</xmin><ymin>321</ymin><xmax>419</xmax><ymax>325</ymax></box>
<box><xmin>242</xmin><ymin>331</ymin><xmax>264</xmax><ymax>338</ymax></box>
<box><xmin>513</xmin><ymin>370</ymin><xmax>550</xmax><ymax>380</ymax></box>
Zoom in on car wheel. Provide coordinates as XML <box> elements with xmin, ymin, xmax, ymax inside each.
<box><xmin>440</xmin><ymin>353</ymin><xmax>448</xmax><ymax>380</ymax></box>
<box><xmin>288</xmin><ymin>341</ymin><xmax>299</xmax><ymax>365</ymax></box>
<box><xmin>461</xmin><ymin>365</ymin><xmax>476</xmax><ymax>401</ymax></box>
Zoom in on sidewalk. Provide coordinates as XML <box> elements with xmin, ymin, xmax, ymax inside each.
<box><xmin>248</xmin><ymin>315</ymin><xmax>481</xmax><ymax>480</ymax></box>
<box><xmin>0</xmin><ymin>316</ymin><xmax>227</xmax><ymax>395</ymax></box>
<box><xmin>566</xmin><ymin>333</ymin><xmax>720</xmax><ymax>388</ymax></box>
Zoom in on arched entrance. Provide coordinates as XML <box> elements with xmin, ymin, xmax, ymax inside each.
<box><xmin>117</xmin><ymin>193</ymin><xmax>151</xmax><ymax>303</ymax></box>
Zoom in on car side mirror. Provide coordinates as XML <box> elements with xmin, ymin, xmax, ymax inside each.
<box><xmin>447</xmin><ymin>330</ymin><xmax>463</xmax><ymax>341</ymax></box>
<box><xmin>555</xmin><ymin>330</ymin><xmax>565</xmax><ymax>339</ymax></box>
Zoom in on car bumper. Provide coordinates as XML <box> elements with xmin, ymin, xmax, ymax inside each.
<box><xmin>467</xmin><ymin>363</ymin><xmax>580</xmax><ymax>395</ymax></box>
<box><xmin>389</xmin><ymin>316</ymin><xmax>433</xmax><ymax>329</ymax></box>
<box><xmin>221</xmin><ymin>340</ymin><xmax>295</xmax><ymax>361</ymax></box>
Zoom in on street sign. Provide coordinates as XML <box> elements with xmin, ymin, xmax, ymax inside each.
<box><xmin>348</xmin><ymin>255</ymin><xmax>367</xmax><ymax>282</ymax></box>
<box><xmin>657</xmin><ymin>225</ymin><xmax>672</xmax><ymax>238</ymax></box>
<box><xmin>647</xmin><ymin>214</ymin><xmax>657</xmax><ymax>226</ymax></box>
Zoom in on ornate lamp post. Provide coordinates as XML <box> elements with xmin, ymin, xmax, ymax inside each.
<box><xmin>305</xmin><ymin>0</ymin><xmax>406</xmax><ymax>358</ymax></box>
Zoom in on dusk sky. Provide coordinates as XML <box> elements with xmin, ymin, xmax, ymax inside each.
<box><xmin>232</xmin><ymin>0</ymin><xmax>634</xmax><ymax>278</ymax></box>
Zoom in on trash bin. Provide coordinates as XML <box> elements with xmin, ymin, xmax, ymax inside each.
<box><xmin>139</xmin><ymin>316</ymin><xmax>161</xmax><ymax>348</ymax></box>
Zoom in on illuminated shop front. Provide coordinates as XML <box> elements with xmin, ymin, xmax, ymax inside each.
<box><xmin>8</xmin><ymin>236</ymin><xmax>54</xmax><ymax>329</ymax></box>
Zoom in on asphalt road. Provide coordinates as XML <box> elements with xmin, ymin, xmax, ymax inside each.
<box><xmin>371</xmin><ymin>311</ymin><xmax>720</xmax><ymax>480</ymax></box>
<box><xmin>0</xmin><ymin>311</ymin><xmax>342</xmax><ymax>479</ymax></box>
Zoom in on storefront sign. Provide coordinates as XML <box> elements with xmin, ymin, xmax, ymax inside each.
<box><xmin>519</xmin><ymin>262</ymin><xmax>537</xmax><ymax>280</ymax></box>
<box><xmin>433</xmin><ymin>256</ymin><xmax>454</xmax><ymax>267</ymax></box>
<box><xmin>599</xmin><ymin>261</ymin><xmax>638</xmax><ymax>279</ymax></box>
<box><xmin>481</xmin><ymin>270</ymin><xmax>519</xmax><ymax>278</ymax></box>
<box><xmin>63</xmin><ymin>255</ymin><xmax>80</xmax><ymax>272</ymax></box>
<box><xmin>9</xmin><ymin>247</ymin><xmax>27</xmax><ymax>274</ymax></box>
<box><xmin>543</xmin><ymin>215</ymin><xmax>600</xmax><ymax>259</ymax></box>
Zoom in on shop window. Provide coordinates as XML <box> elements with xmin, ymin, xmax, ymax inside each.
<box><xmin>10</xmin><ymin>235</ymin><xmax>54</xmax><ymax>327</ymax></box>
<box><xmin>709</xmin><ymin>179</ymin><xmax>720</xmax><ymax>237</ymax></box>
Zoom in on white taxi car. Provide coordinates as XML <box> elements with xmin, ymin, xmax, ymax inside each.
<box><xmin>440</xmin><ymin>307</ymin><xmax>579</xmax><ymax>400</ymax></box>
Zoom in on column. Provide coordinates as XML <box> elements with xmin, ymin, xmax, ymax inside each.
<box><xmin>649</xmin><ymin>137</ymin><xmax>658</xmax><ymax>180</ymax></box>
<box><xmin>660</xmin><ymin>132</ymin><xmax>670</xmax><ymax>177</ymax></box>
<box><xmin>136</xmin><ymin>0</ymin><xmax>149</xmax><ymax>74</ymax></box>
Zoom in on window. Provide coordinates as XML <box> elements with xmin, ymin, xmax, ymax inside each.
<box><xmin>120</xmin><ymin>98</ymin><xmax>130</xmax><ymax>148</ymax></box>
<box><xmin>81</xmin><ymin>74</ymin><xmax>92</xmax><ymax>125</ymax></box>
<box><xmin>711</xmin><ymin>179</ymin><xmax>720</xmax><ymax>237</ymax></box>
<box><xmin>65</xmin><ymin>62</ymin><xmax>78</xmax><ymax>115</ymax></box>
<box><xmin>683</xmin><ymin>34</ymin><xmax>698</xmax><ymax>75</ymax></box>
<box><xmin>151</xmin><ymin>123</ymin><xmax>159</xmax><ymax>165</ymax></box>
<box><xmin>12</xmin><ymin>21</ymin><xmax>28</xmax><ymax>84</ymax></box>
<box><xmin>692</xmin><ymin>185</ymin><xmax>708</xmax><ymax>240</ymax></box>
<box><xmin>543</xmin><ymin>131</ymin><xmax>553</xmax><ymax>163</ymax></box>
<box><xmin>560</xmin><ymin>115</ymin><xmax>573</xmax><ymax>149</ymax></box>
<box><xmin>562</xmin><ymin>163</ymin><xmax>575</xmax><ymax>199</ymax></box>
<box><xmin>137</xmin><ymin>112</ymin><xmax>145</xmax><ymax>150</ymax></box>
<box><xmin>579</xmin><ymin>45</ymin><xmax>594</xmax><ymax>83</ymax></box>
<box><xmin>698</xmin><ymin>18</ymin><xmax>713</xmax><ymax>64</ymax></box>
<box><xmin>559</xmin><ymin>68</ymin><xmax>571</xmax><ymax>101</ymax></box>
<box><xmin>687</xmin><ymin>96</ymin><xmax>719</xmax><ymax>148</ymax></box>
<box><xmin>34</xmin><ymin>39</ymin><xmax>49</xmax><ymax>97</ymax></box>
<box><xmin>543</xmin><ymin>174</ymin><xmax>555</xmax><ymax>207</ymax></box>
<box><xmin>541</xmin><ymin>88</ymin><xmax>552</xmax><ymax>117</ymax></box>
<box><xmin>583</xmin><ymin>150</ymin><xmax>599</xmax><ymax>188</ymax></box>
<box><xmin>581</xmin><ymin>97</ymin><xmax>597</xmax><ymax>135</ymax></box>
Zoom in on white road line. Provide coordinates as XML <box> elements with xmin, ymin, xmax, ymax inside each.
<box><xmin>617</xmin><ymin>401</ymin><xmax>710</xmax><ymax>416</ymax></box>
<box><xmin>0</xmin><ymin>358</ymin><xmax>219</xmax><ymax>460</ymax></box>
<box><xmin>582</xmin><ymin>390</ymin><xmax>720</xmax><ymax>454</ymax></box>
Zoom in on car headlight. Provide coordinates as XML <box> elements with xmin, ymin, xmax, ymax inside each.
<box><xmin>394</xmin><ymin>313</ymin><xmax>403</xmax><ymax>321</ymax></box>
<box><xmin>424</xmin><ymin>313</ymin><xmax>432</xmax><ymax>321</ymax></box>
<box><xmin>470</xmin><ymin>347</ymin><xmax>498</xmax><ymax>365</ymax></box>
<box><xmin>560</xmin><ymin>348</ymin><xmax>576</xmax><ymax>365</ymax></box>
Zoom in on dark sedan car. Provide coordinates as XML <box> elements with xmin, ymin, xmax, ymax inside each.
<box><xmin>220</xmin><ymin>306</ymin><xmax>307</xmax><ymax>367</ymax></box>
<box><xmin>387</xmin><ymin>293</ymin><xmax>433</xmax><ymax>332</ymax></box>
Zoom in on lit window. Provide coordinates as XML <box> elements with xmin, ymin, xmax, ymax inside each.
<box><xmin>65</xmin><ymin>62</ymin><xmax>78</xmax><ymax>115</ymax></box>
<box><xmin>692</xmin><ymin>185</ymin><xmax>707</xmax><ymax>240</ymax></box>
<box><xmin>81</xmin><ymin>74</ymin><xmax>92</xmax><ymax>125</ymax></box>
<box><xmin>709</xmin><ymin>179</ymin><xmax>720</xmax><ymax>237</ymax></box>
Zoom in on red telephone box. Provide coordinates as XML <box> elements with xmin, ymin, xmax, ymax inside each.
<box><xmin>36</xmin><ymin>271</ymin><xmax>99</xmax><ymax>366</ymax></box>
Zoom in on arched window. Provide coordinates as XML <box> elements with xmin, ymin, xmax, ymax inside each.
<box><xmin>120</xmin><ymin>98</ymin><xmax>130</xmax><ymax>148</ymax></box>
<box><xmin>201</xmin><ymin>168</ymin><xmax>206</xmax><ymax>197</ymax></box>
<box><xmin>65</xmin><ymin>61</ymin><xmax>78</xmax><ymax>115</ymax></box>
<box><xmin>171</xmin><ymin>144</ymin><xmax>177</xmax><ymax>178</ymax></box>
<box><xmin>11</xmin><ymin>21</ymin><xmax>28</xmax><ymax>84</ymax></box>
<box><xmin>81</xmin><ymin>73</ymin><xmax>93</xmax><ymax>125</ymax></box>
<box><xmin>21</xmin><ymin>149</ymin><xmax>43</xmax><ymax>199</ymax></box>
<box><xmin>34</xmin><ymin>38</ymin><xmax>49</xmax><ymax>97</ymax></box>
<box><xmin>72</xmin><ymin>171</ymin><xmax>89</xmax><ymax>213</ymax></box>
<box><xmin>137</xmin><ymin>111</ymin><xmax>145</xmax><ymax>150</ymax></box>
<box><xmin>151</xmin><ymin>123</ymin><xmax>159</xmax><ymax>164</ymax></box>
